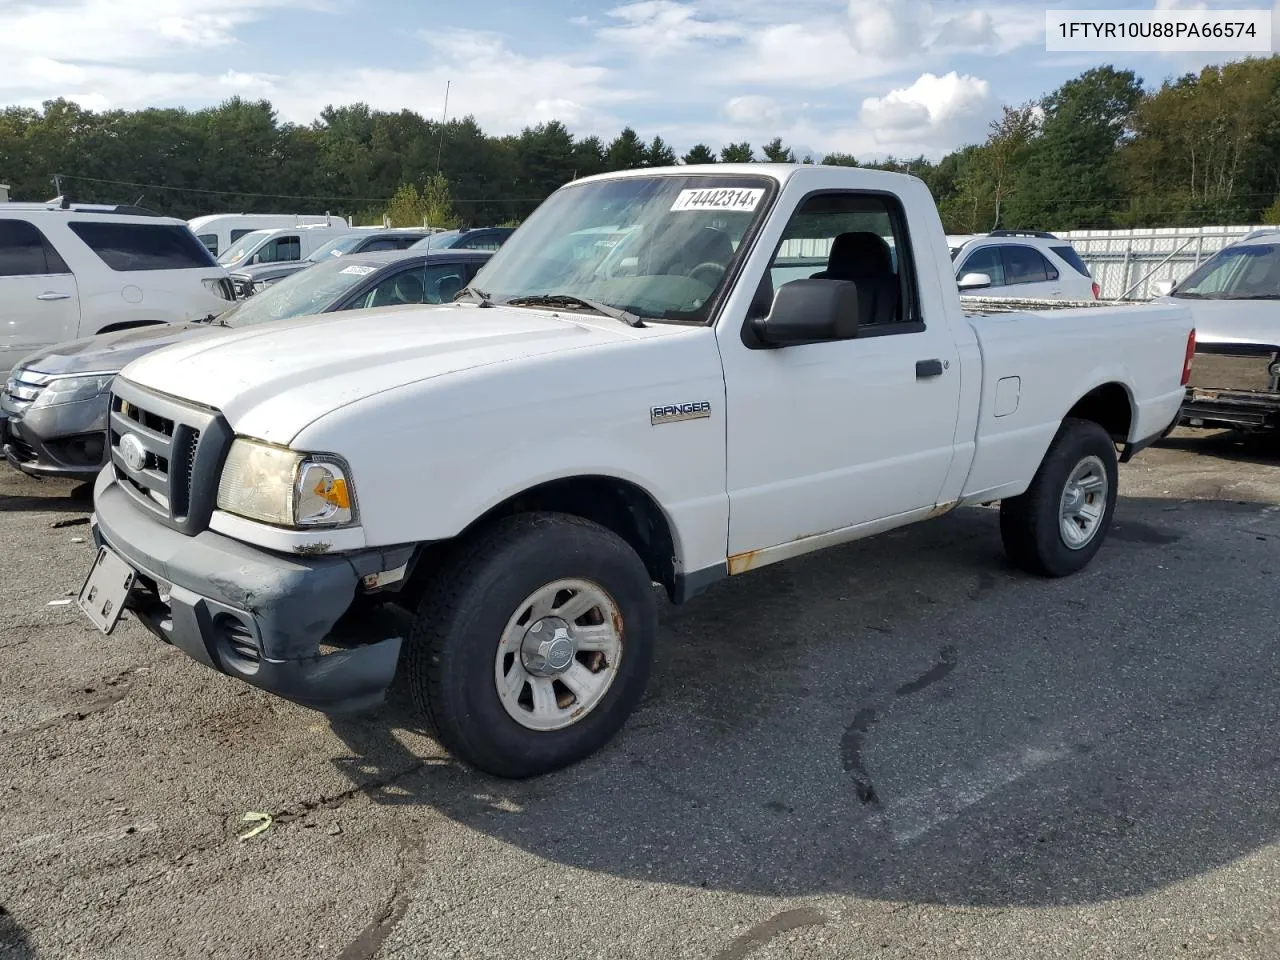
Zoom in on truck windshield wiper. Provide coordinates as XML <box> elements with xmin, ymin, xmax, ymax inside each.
<box><xmin>503</xmin><ymin>293</ymin><xmax>645</xmax><ymax>327</ymax></box>
<box><xmin>456</xmin><ymin>285</ymin><xmax>494</xmax><ymax>308</ymax></box>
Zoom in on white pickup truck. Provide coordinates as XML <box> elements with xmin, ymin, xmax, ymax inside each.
<box><xmin>78</xmin><ymin>164</ymin><xmax>1194</xmax><ymax>778</ymax></box>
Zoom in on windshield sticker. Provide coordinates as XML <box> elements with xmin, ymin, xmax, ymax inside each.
<box><xmin>670</xmin><ymin>187</ymin><xmax>764</xmax><ymax>213</ymax></box>
<box><xmin>340</xmin><ymin>264</ymin><xmax>377</xmax><ymax>276</ymax></box>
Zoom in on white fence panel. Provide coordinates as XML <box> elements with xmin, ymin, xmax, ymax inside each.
<box><xmin>1057</xmin><ymin>225</ymin><xmax>1280</xmax><ymax>300</ymax></box>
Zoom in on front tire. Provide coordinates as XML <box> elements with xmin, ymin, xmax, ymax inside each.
<box><xmin>1000</xmin><ymin>418</ymin><xmax>1119</xmax><ymax>577</ymax></box>
<box><xmin>405</xmin><ymin>512</ymin><xmax>656</xmax><ymax>778</ymax></box>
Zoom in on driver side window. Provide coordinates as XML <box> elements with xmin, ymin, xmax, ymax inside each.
<box><xmin>758</xmin><ymin>192</ymin><xmax>920</xmax><ymax>330</ymax></box>
<box><xmin>345</xmin><ymin>263</ymin><xmax>474</xmax><ymax>310</ymax></box>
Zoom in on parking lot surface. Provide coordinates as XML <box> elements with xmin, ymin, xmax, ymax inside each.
<box><xmin>2</xmin><ymin>428</ymin><xmax>1279</xmax><ymax>959</ymax></box>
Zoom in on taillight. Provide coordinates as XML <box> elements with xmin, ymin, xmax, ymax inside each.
<box><xmin>1181</xmin><ymin>329</ymin><xmax>1196</xmax><ymax>386</ymax></box>
<box><xmin>1091</xmin><ymin>281</ymin><xmax>1100</xmax><ymax>299</ymax></box>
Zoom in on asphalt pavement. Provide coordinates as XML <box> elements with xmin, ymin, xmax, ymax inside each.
<box><xmin>1</xmin><ymin>428</ymin><xmax>1278</xmax><ymax>959</ymax></box>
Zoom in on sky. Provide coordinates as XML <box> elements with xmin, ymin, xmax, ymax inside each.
<box><xmin>1</xmin><ymin>0</ymin><xmax>1278</xmax><ymax>161</ymax></box>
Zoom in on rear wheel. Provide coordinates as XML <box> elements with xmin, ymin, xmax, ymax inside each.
<box><xmin>405</xmin><ymin>512</ymin><xmax>656</xmax><ymax>778</ymax></box>
<box><xmin>1000</xmin><ymin>418</ymin><xmax>1118</xmax><ymax>577</ymax></box>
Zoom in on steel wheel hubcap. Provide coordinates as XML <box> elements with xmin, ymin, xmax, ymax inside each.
<box><xmin>494</xmin><ymin>578</ymin><xmax>623</xmax><ymax>732</ymax></box>
<box><xmin>1059</xmin><ymin>454</ymin><xmax>1109</xmax><ymax>550</ymax></box>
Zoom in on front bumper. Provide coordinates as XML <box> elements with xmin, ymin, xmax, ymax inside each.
<box><xmin>1</xmin><ymin>393</ymin><xmax>109</xmax><ymax>480</ymax></box>
<box><xmin>92</xmin><ymin>469</ymin><xmax>414</xmax><ymax>713</ymax></box>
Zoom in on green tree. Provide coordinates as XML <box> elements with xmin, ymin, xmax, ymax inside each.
<box><xmin>761</xmin><ymin>137</ymin><xmax>796</xmax><ymax>163</ymax></box>
<box><xmin>821</xmin><ymin>152</ymin><xmax>860</xmax><ymax>167</ymax></box>
<box><xmin>423</xmin><ymin>174</ymin><xmax>461</xmax><ymax>228</ymax></box>
<box><xmin>385</xmin><ymin>182</ymin><xmax>427</xmax><ymax>227</ymax></box>
<box><xmin>645</xmin><ymin>134</ymin><xmax>677</xmax><ymax>167</ymax></box>
<box><xmin>605</xmin><ymin>127</ymin><xmax>648</xmax><ymax>170</ymax></box>
<box><xmin>719</xmin><ymin>141</ymin><xmax>754</xmax><ymax>162</ymax></box>
<box><xmin>682</xmin><ymin>143</ymin><xmax>717</xmax><ymax>164</ymax></box>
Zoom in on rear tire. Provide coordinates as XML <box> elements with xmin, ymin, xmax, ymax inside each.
<box><xmin>405</xmin><ymin>512</ymin><xmax>656</xmax><ymax>778</ymax></box>
<box><xmin>1000</xmin><ymin>418</ymin><xmax>1118</xmax><ymax>577</ymax></box>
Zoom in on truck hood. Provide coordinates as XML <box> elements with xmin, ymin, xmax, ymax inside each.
<box><xmin>18</xmin><ymin>322</ymin><xmax>223</xmax><ymax>377</ymax></box>
<box><xmin>118</xmin><ymin>303</ymin><xmax>644</xmax><ymax>444</ymax></box>
<box><xmin>1158</xmin><ymin>295</ymin><xmax>1280</xmax><ymax>348</ymax></box>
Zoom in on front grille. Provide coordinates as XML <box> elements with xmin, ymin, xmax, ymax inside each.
<box><xmin>4</xmin><ymin>368</ymin><xmax>50</xmax><ymax>411</ymax></box>
<box><xmin>5</xmin><ymin>435</ymin><xmax>36</xmax><ymax>463</ymax></box>
<box><xmin>108</xmin><ymin>378</ymin><xmax>232</xmax><ymax>535</ymax></box>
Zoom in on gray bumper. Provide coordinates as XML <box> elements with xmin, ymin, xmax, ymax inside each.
<box><xmin>1</xmin><ymin>393</ymin><xmax>108</xmax><ymax>480</ymax></box>
<box><xmin>92</xmin><ymin>469</ymin><xmax>413</xmax><ymax>713</ymax></box>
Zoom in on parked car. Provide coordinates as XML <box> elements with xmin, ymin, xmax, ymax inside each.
<box><xmin>215</xmin><ymin>224</ymin><xmax>354</xmax><ymax>270</ymax></box>
<box><xmin>78</xmin><ymin>163</ymin><xmax>1192</xmax><ymax>779</ymax></box>
<box><xmin>410</xmin><ymin>226</ymin><xmax>515</xmax><ymax>251</ymax></box>
<box><xmin>1154</xmin><ymin>231</ymin><xmax>1280</xmax><ymax>431</ymax></box>
<box><xmin>188</xmin><ymin>214</ymin><xmax>348</xmax><ymax>258</ymax></box>
<box><xmin>0</xmin><ymin>201</ymin><xmax>234</xmax><ymax>375</ymax></box>
<box><xmin>1</xmin><ymin>249</ymin><xmax>490</xmax><ymax>479</ymax></box>
<box><xmin>952</xmin><ymin>230</ymin><xmax>1100</xmax><ymax>300</ymax></box>
<box><xmin>229</xmin><ymin>229</ymin><xmax>431</xmax><ymax>297</ymax></box>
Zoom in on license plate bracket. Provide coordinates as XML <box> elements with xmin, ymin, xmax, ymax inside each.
<box><xmin>78</xmin><ymin>545</ymin><xmax>136</xmax><ymax>635</ymax></box>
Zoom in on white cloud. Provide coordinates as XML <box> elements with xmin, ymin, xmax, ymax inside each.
<box><xmin>599</xmin><ymin>0</ymin><xmax>745</xmax><ymax>55</ymax></box>
<box><xmin>846</xmin><ymin>0</ymin><xmax>930</xmax><ymax>56</ymax></box>
<box><xmin>860</xmin><ymin>71</ymin><xmax>995</xmax><ymax>146</ymax></box>
<box><xmin>724</xmin><ymin>95</ymin><xmax>782</xmax><ymax>126</ymax></box>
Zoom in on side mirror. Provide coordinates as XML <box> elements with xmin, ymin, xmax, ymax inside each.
<box><xmin>751</xmin><ymin>279</ymin><xmax>861</xmax><ymax>346</ymax></box>
<box><xmin>957</xmin><ymin>272</ymin><xmax>992</xmax><ymax>290</ymax></box>
<box><xmin>1151</xmin><ymin>280</ymin><xmax>1176</xmax><ymax>297</ymax></box>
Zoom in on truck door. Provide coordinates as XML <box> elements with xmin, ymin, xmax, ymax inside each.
<box><xmin>718</xmin><ymin>189</ymin><xmax>962</xmax><ymax>559</ymax></box>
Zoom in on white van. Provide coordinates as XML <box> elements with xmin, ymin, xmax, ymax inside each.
<box><xmin>188</xmin><ymin>214</ymin><xmax>348</xmax><ymax>258</ymax></box>
<box><xmin>214</xmin><ymin>225</ymin><xmax>356</xmax><ymax>270</ymax></box>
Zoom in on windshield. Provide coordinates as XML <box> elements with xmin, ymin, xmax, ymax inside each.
<box><xmin>217</xmin><ymin>230</ymin><xmax>271</xmax><ymax>265</ymax></box>
<box><xmin>214</xmin><ymin>259</ymin><xmax>380</xmax><ymax>327</ymax></box>
<box><xmin>1175</xmin><ymin>243</ymin><xmax>1280</xmax><ymax>299</ymax></box>
<box><xmin>304</xmin><ymin>234</ymin><xmax>364</xmax><ymax>262</ymax></box>
<box><xmin>470</xmin><ymin>175</ymin><xmax>774</xmax><ymax>323</ymax></box>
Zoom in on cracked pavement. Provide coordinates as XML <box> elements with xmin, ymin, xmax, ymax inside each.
<box><xmin>2</xmin><ymin>427</ymin><xmax>1280</xmax><ymax>959</ymax></box>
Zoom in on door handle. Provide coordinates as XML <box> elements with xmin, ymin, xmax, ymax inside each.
<box><xmin>916</xmin><ymin>359</ymin><xmax>944</xmax><ymax>378</ymax></box>
<box><xmin>36</xmin><ymin>291</ymin><xmax>71</xmax><ymax>301</ymax></box>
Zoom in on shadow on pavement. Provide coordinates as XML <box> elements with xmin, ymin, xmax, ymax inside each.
<box><xmin>1157</xmin><ymin>425</ymin><xmax>1280</xmax><ymax>466</ymax></box>
<box><xmin>329</xmin><ymin>495</ymin><xmax>1280</xmax><ymax>908</ymax></box>
<box><xmin>0</xmin><ymin>904</ymin><xmax>37</xmax><ymax>959</ymax></box>
<box><xmin>0</xmin><ymin>477</ymin><xmax>92</xmax><ymax>515</ymax></box>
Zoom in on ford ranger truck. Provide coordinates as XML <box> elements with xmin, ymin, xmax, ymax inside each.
<box><xmin>77</xmin><ymin>164</ymin><xmax>1195</xmax><ymax>778</ymax></box>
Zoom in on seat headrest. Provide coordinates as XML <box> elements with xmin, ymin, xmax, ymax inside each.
<box><xmin>823</xmin><ymin>232</ymin><xmax>894</xmax><ymax>280</ymax></box>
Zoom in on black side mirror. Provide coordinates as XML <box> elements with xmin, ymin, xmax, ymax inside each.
<box><xmin>751</xmin><ymin>279</ymin><xmax>861</xmax><ymax>346</ymax></box>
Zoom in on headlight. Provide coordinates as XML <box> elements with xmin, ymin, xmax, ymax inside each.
<box><xmin>31</xmin><ymin>373</ymin><xmax>116</xmax><ymax>408</ymax></box>
<box><xmin>216</xmin><ymin>438</ymin><xmax>357</xmax><ymax>528</ymax></box>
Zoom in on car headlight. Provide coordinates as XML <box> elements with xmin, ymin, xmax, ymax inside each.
<box><xmin>216</xmin><ymin>438</ymin><xmax>357</xmax><ymax>528</ymax></box>
<box><xmin>30</xmin><ymin>373</ymin><xmax>116</xmax><ymax>408</ymax></box>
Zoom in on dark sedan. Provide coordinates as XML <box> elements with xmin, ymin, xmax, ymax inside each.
<box><xmin>1</xmin><ymin>249</ymin><xmax>491</xmax><ymax>480</ymax></box>
<box><xmin>228</xmin><ymin>228</ymin><xmax>433</xmax><ymax>296</ymax></box>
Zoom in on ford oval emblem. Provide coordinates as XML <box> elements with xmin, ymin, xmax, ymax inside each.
<box><xmin>119</xmin><ymin>433</ymin><xmax>147</xmax><ymax>472</ymax></box>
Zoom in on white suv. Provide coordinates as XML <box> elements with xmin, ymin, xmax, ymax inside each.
<box><xmin>952</xmin><ymin>230</ymin><xmax>1099</xmax><ymax>301</ymax></box>
<box><xmin>0</xmin><ymin>203</ymin><xmax>235</xmax><ymax>373</ymax></box>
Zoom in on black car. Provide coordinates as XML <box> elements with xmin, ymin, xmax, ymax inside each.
<box><xmin>229</xmin><ymin>228</ymin><xmax>433</xmax><ymax>296</ymax></box>
<box><xmin>410</xmin><ymin>226</ymin><xmax>516</xmax><ymax>252</ymax></box>
<box><xmin>1</xmin><ymin>249</ymin><xmax>491</xmax><ymax>480</ymax></box>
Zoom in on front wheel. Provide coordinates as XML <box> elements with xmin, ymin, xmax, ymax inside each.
<box><xmin>405</xmin><ymin>513</ymin><xmax>656</xmax><ymax>778</ymax></box>
<box><xmin>1000</xmin><ymin>418</ymin><xmax>1119</xmax><ymax>577</ymax></box>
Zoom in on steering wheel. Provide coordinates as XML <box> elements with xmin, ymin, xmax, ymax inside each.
<box><xmin>687</xmin><ymin>261</ymin><xmax>726</xmax><ymax>287</ymax></box>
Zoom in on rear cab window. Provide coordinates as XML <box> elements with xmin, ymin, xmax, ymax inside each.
<box><xmin>0</xmin><ymin>219</ymin><xmax>71</xmax><ymax>277</ymax></box>
<box><xmin>68</xmin><ymin>221</ymin><xmax>217</xmax><ymax>271</ymax></box>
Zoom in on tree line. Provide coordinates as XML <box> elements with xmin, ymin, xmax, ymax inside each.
<box><xmin>4</xmin><ymin>56</ymin><xmax>1280</xmax><ymax>232</ymax></box>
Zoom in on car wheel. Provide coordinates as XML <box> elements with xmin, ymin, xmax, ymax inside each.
<box><xmin>999</xmin><ymin>417</ymin><xmax>1119</xmax><ymax>577</ymax></box>
<box><xmin>405</xmin><ymin>512</ymin><xmax>656</xmax><ymax>778</ymax></box>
